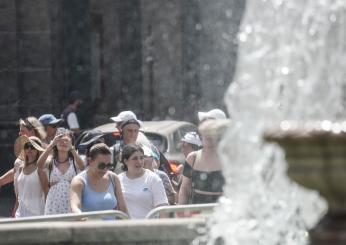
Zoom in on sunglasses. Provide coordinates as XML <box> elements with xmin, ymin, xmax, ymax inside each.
<box><xmin>97</xmin><ymin>162</ymin><xmax>114</xmax><ymax>170</ymax></box>
<box><xmin>24</xmin><ymin>143</ymin><xmax>35</xmax><ymax>150</ymax></box>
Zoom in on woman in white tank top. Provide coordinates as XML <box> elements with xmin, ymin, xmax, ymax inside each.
<box><xmin>15</xmin><ymin>136</ymin><xmax>46</xmax><ymax>218</ymax></box>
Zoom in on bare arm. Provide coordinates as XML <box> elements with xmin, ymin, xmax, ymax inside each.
<box><xmin>0</xmin><ymin>168</ymin><xmax>14</xmax><ymax>186</ymax></box>
<box><xmin>37</xmin><ymin>168</ymin><xmax>49</xmax><ymax>198</ymax></box>
<box><xmin>178</xmin><ymin>152</ymin><xmax>195</xmax><ymax>204</ymax></box>
<box><xmin>111</xmin><ymin>173</ymin><xmax>129</xmax><ymax>215</ymax></box>
<box><xmin>37</xmin><ymin>136</ymin><xmax>61</xmax><ymax>169</ymax></box>
<box><xmin>70</xmin><ymin>176</ymin><xmax>84</xmax><ymax>213</ymax></box>
<box><xmin>178</xmin><ymin>176</ymin><xmax>192</xmax><ymax>204</ymax></box>
<box><xmin>70</xmin><ymin>148</ymin><xmax>85</xmax><ymax>171</ymax></box>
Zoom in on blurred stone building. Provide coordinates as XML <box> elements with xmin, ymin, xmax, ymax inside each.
<box><xmin>0</xmin><ymin>0</ymin><xmax>244</xmax><ymax>215</ymax></box>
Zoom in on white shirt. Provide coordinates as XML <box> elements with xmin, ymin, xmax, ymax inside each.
<box><xmin>119</xmin><ymin>169</ymin><xmax>168</xmax><ymax>219</ymax></box>
<box><xmin>67</xmin><ymin>112</ymin><xmax>79</xmax><ymax>129</ymax></box>
<box><xmin>16</xmin><ymin>169</ymin><xmax>45</xmax><ymax>217</ymax></box>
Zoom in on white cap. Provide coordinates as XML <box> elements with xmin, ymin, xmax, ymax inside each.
<box><xmin>181</xmin><ymin>132</ymin><xmax>202</xmax><ymax>147</ymax></box>
<box><xmin>110</xmin><ymin>111</ymin><xmax>143</xmax><ymax>128</ymax></box>
<box><xmin>198</xmin><ymin>109</ymin><xmax>226</xmax><ymax>122</ymax></box>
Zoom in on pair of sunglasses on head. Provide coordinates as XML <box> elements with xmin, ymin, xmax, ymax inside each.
<box><xmin>24</xmin><ymin>143</ymin><xmax>36</xmax><ymax>150</ymax></box>
<box><xmin>97</xmin><ymin>162</ymin><xmax>114</xmax><ymax>170</ymax></box>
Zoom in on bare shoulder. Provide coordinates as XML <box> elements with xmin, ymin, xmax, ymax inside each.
<box><xmin>186</xmin><ymin>151</ymin><xmax>198</xmax><ymax>166</ymax></box>
<box><xmin>71</xmin><ymin>175</ymin><xmax>84</xmax><ymax>187</ymax></box>
<box><xmin>108</xmin><ymin>171</ymin><xmax>121</xmax><ymax>183</ymax></box>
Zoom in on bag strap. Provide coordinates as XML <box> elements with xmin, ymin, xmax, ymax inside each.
<box><xmin>189</xmin><ymin>152</ymin><xmax>197</xmax><ymax>204</ymax></box>
<box><xmin>48</xmin><ymin>159</ymin><xmax>53</xmax><ymax>188</ymax></box>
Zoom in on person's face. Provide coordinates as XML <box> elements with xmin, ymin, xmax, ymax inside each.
<box><xmin>124</xmin><ymin>151</ymin><xmax>144</xmax><ymax>174</ymax></box>
<box><xmin>201</xmin><ymin>134</ymin><xmax>216</xmax><ymax>148</ymax></box>
<box><xmin>19</xmin><ymin>125</ymin><xmax>35</xmax><ymax>137</ymax></box>
<box><xmin>143</xmin><ymin>156</ymin><xmax>154</xmax><ymax>170</ymax></box>
<box><xmin>56</xmin><ymin>135</ymin><xmax>72</xmax><ymax>152</ymax></box>
<box><xmin>89</xmin><ymin>154</ymin><xmax>112</xmax><ymax>177</ymax></box>
<box><xmin>24</xmin><ymin>143</ymin><xmax>39</xmax><ymax>160</ymax></box>
<box><xmin>122</xmin><ymin>124</ymin><xmax>140</xmax><ymax>144</ymax></box>
<box><xmin>180</xmin><ymin>141</ymin><xmax>193</xmax><ymax>157</ymax></box>
<box><xmin>46</xmin><ymin>125</ymin><xmax>57</xmax><ymax>137</ymax></box>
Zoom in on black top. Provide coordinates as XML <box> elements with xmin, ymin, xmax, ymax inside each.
<box><xmin>183</xmin><ymin>160</ymin><xmax>224</xmax><ymax>204</ymax></box>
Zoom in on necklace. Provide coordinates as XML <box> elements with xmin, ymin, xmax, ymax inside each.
<box><xmin>56</xmin><ymin>157</ymin><xmax>69</xmax><ymax>164</ymax></box>
<box><xmin>26</xmin><ymin>159</ymin><xmax>37</xmax><ymax>165</ymax></box>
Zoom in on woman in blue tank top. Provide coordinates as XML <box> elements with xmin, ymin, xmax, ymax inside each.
<box><xmin>70</xmin><ymin>143</ymin><xmax>128</xmax><ymax>215</ymax></box>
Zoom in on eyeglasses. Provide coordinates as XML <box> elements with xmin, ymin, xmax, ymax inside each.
<box><xmin>97</xmin><ymin>162</ymin><xmax>114</xmax><ymax>170</ymax></box>
<box><xmin>24</xmin><ymin>143</ymin><xmax>35</xmax><ymax>150</ymax></box>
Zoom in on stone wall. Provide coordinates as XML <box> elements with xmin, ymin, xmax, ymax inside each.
<box><xmin>0</xmin><ymin>218</ymin><xmax>204</xmax><ymax>245</ymax></box>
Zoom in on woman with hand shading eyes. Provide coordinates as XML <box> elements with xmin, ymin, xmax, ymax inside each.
<box><xmin>37</xmin><ymin>130</ymin><xmax>84</xmax><ymax>215</ymax></box>
<box><xmin>14</xmin><ymin>136</ymin><xmax>46</xmax><ymax>218</ymax></box>
<box><xmin>70</xmin><ymin>143</ymin><xmax>128</xmax><ymax>215</ymax></box>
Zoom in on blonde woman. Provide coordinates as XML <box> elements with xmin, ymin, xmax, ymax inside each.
<box><xmin>15</xmin><ymin>136</ymin><xmax>46</xmax><ymax>217</ymax></box>
<box><xmin>179</xmin><ymin>119</ymin><xmax>230</xmax><ymax>204</ymax></box>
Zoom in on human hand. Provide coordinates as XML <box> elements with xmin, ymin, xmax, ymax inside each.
<box><xmin>49</xmin><ymin>134</ymin><xmax>63</xmax><ymax>149</ymax></box>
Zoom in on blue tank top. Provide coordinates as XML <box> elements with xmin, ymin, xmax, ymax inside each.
<box><xmin>79</xmin><ymin>170</ymin><xmax>117</xmax><ymax>212</ymax></box>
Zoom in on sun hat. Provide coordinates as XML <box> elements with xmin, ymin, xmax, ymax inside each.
<box><xmin>110</xmin><ymin>111</ymin><xmax>143</xmax><ymax>128</ymax></box>
<box><xmin>198</xmin><ymin>109</ymin><xmax>227</xmax><ymax>122</ymax></box>
<box><xmin>181</xmin><ymin>132</ymin><xmax>202</xmax><ymax>147</ymax></box>
<box><xmin>19</xmin><ymin>117</ymin><xmax>46</xmax><ymax>140</ymax></box>
<box><xmin>14</xmin><ymin>135</ymin><xmax>45</xmax><ymax>160</ymax></box>
<box><xmin>198</xmin><ymin>119</ymin><xmax>231</xmax><ymax>140</ymax></box>
<box><xmin>39</xmin><ymin>114</ymin><xmax>63</xmax><ymax>126</ymax></box>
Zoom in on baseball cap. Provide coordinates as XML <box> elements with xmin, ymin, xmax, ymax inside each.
<box><xmin>110</xmin><ymin>111</ymin><xmax>143</xmax><ymax>128</ymax></box>
<box><xmin>142</xmin><ymin>144</ymin><xmax>160</xmax><ymax>161</ymax></box>
<box><xmin>198</xmin><ymin>109</ymin><xmax>226</xmax><ymax>122</ymax></box>
<box><xmin>39</xmin><ymin>114</ymin><xmax>63</xmax><ymax>126</ymax></box>
<box><xmin>181</xmin><ymin>132</ymin><xmax>202</xmax><ymax>147</ymax></box>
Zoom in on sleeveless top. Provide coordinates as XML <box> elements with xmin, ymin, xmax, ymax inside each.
<box><xmin>182</xmin><ymin>152</ymin><xmax>224</xmax><ymax>204</ymax></box>
<box><xmin>79</xmin><ymin>170</ymin><xmax>117</xmax><ymax>212</ymax></box>
<box><xmin>44</xmin><ymin>159</ymin><xmax>78</xmax><ymax>215</ymax></box>
<box><xmin>16</xmin><ymin>168</ymin><xmax>45</xmax><ymax>217</ymax></box>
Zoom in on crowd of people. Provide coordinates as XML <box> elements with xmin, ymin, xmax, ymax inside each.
<box><xmin>0</xmin><ymin>102</ymin><xmax>230</xmax><ymax>219</ymax></box>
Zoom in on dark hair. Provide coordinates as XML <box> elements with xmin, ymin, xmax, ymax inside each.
<box><xmin>89</xmin><ymin>143</ymin><xmax>111</xmax><ymax>160</ymax></box>
<box><xmin>121</xmin><ymin>143</ymin><xmax>144</xmax><ymax>171</ymax></box>
<box><xmin>68</xmin><ymin>90</ymin><xmax>81</xmax><ymax>104</ymax></box>
<box><xmin>190</xmin><ymin>143</ymin><xmax>201</xmax><ymax>151</ymax></box>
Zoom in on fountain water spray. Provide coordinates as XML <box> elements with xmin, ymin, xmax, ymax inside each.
<box><xmin>194</xmin><ymin>0</ymin><xmax>346</xmax><ymax>244</ymax></box>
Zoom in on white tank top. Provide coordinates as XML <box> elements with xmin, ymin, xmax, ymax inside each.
<box><xmin>16</xmin><ymin>168</ymin><xmax>45</xmax><ymax>217</ymax></box>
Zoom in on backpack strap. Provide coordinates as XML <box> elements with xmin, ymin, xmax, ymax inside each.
<box><xmin>112</xmin><ymin>143</ymin><xmax>121</xmax><ymax>168</ymax></box>
<box><xmin>71</xmin><ymin>157</ymin><xmax>77</xmax><ymax>175</ymax></box>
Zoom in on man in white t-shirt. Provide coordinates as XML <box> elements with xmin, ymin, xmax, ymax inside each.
<box><xmin>61</xmin><ymin>91</ymin><xmax>82</xmax><ymax>135</ymax></box>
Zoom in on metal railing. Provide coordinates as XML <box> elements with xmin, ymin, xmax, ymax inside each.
<box><xmin>146</xmin><ymin>203</ymin><xmax>217</xmax><ymax>219</ymax></box>
<box><xmin>0</xmin><ymin>210</ymin><xmax>129</xmax><ymax>224</ymax></box>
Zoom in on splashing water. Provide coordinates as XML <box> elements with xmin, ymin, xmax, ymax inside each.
<box><xmin>195</xmin><ymin>0</ymin><xmax>346</xmax><ymax>244</ymax></box>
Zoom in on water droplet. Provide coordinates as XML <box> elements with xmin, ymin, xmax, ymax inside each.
<box><xmin>329</xmin><ymin>14</ymin><xmax>337</xmax><ymax>22</ymax></box>
<box><xmin>321</xmin><ymin>120</ymin><xmax>332</xmax><ymax>131</ymax></box>
<box><xmin>281</xmin><ymin>67</ymin><xmax>290</xmax><ymax>75</ymax></box>
<box><xmin>225</xmin><ymin>9</ymin><xmax>232</xmax><ymax>18</ymax></box>
<box><xmin>168</xmin><ymin>106</ymin><xmax>176</xmax><ymax>116</ymax></box>
<box><xmin>238</xmin><ymin>32</ymin><xmax>247</xmax><ymax>42</ymax></box>
<box><xmin>195</xmin><ymin>23</ymin><xmax>202</xmax><ymax>31</ymax></box>
<box><xmin>245</xmin><ymin>25</ymin><xmax>253</xmax><ymax>34</ymax></box>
